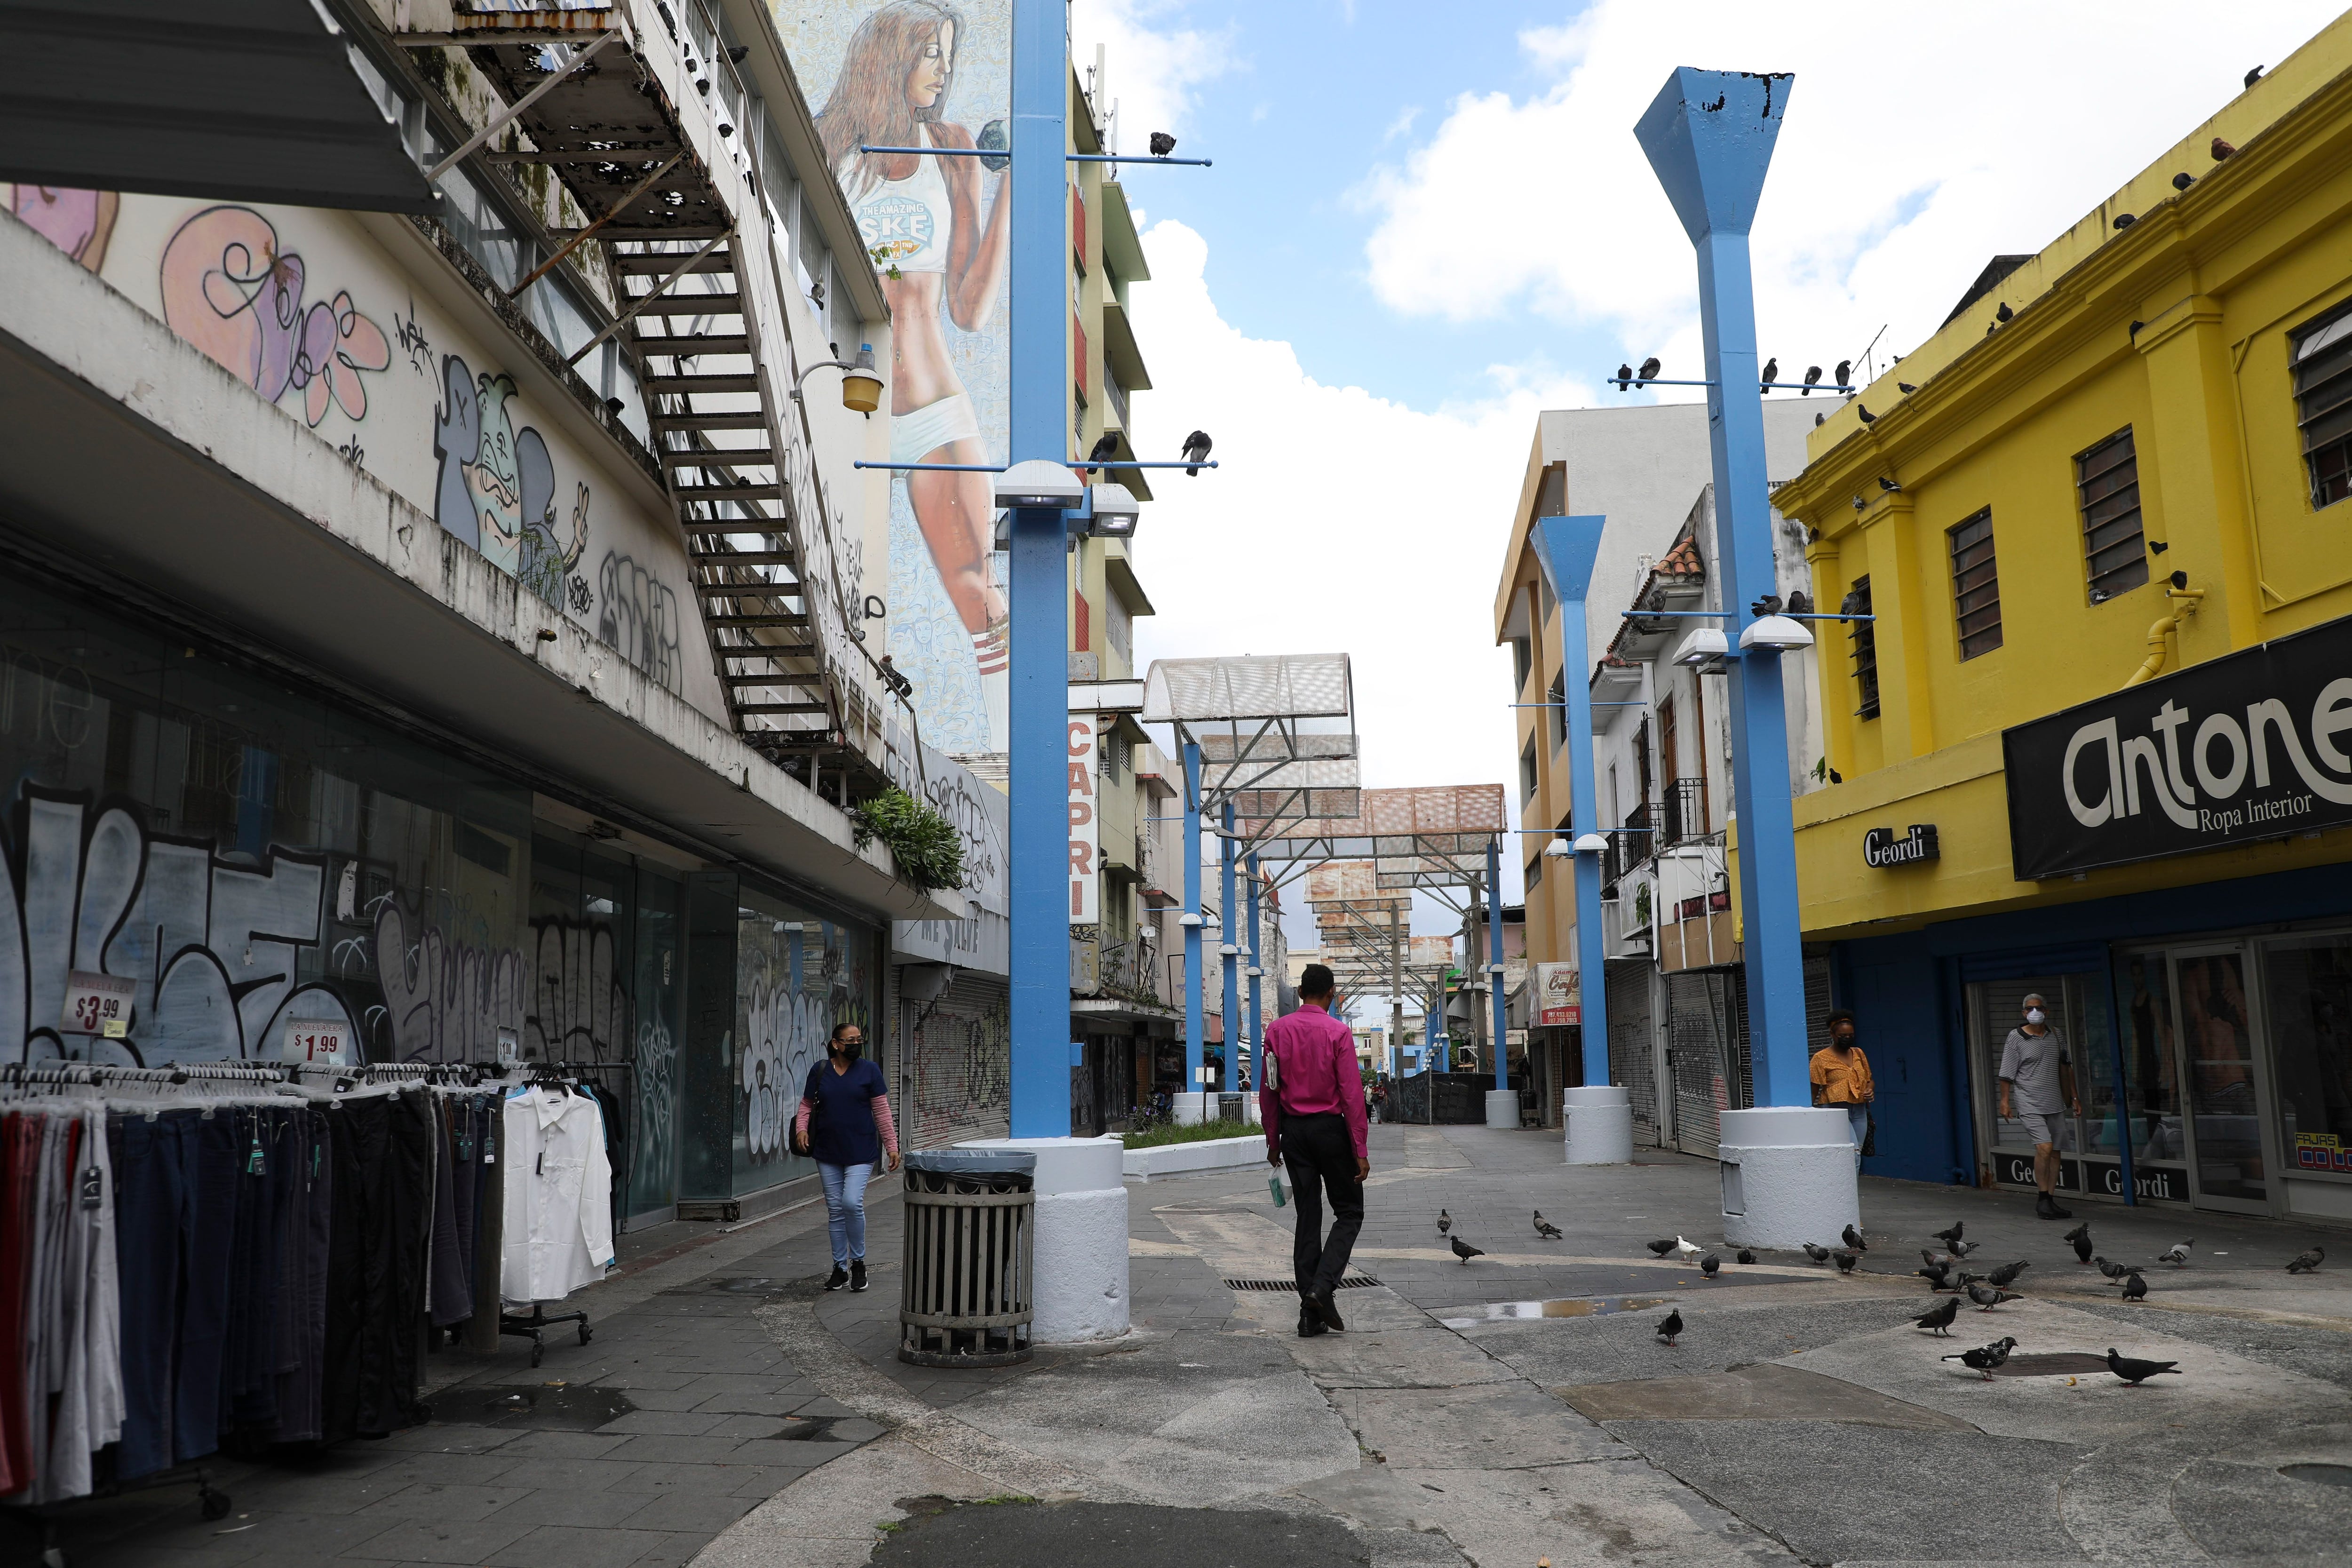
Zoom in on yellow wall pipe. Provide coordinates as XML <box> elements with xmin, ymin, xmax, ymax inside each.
<box><xmin>2121</xmin><ymin>588</ymin><xmax>2205</xmax><ymax>688</ymax></box>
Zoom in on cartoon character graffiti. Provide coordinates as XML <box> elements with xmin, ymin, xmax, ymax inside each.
<box><xmin>8</xmin><ymin>185</ymin><xmax>117</xmax><ymax>271</ymax></box>
<box><xmin>432</xmin><ymin>353</ymin><xmax>588</xmax><ymax>596</ymax></box>
<box><xmin>158</xmin><ymin>205</ymin><xmax>389</xmax><ymax>428</ymax></box>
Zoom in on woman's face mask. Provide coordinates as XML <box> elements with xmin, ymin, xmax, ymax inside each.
<box><xmin>832</xmin><ymin>1034</ymin><xmax>864</xmax><ymax>1059</ymax></box>
<box><xmin>2025</xmin><ymin>1008</ymin><xmax>2046</xmax><ymax>1026</ymax></box>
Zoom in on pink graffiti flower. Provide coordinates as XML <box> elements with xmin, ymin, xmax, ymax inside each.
<box><xmin>299</xmin><ymin>291</ymin><xmax>389</xmax><ymax>425</ymax></box>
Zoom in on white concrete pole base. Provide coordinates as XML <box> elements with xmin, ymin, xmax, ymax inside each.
<box><xmin>1563</xmin><ymin>1086</ymin><xmax>1634</xmax><ymax>1164</ymax></box>
<box><xmin>956</xmin><ymin>1135</ymin><xmax>1130</xmax><ymax>1343</ymax></box>
<box><xmin>1172</xmin><ymin>1091</ymin><xmax>1211</xmax><ymax>1126</ymax></box>
<box><xmin>1716</xmin><ymin>1106</ymin><xmax>1860</xmax><ymax>1250</ymax></box>
<box><xmin>1484</xmin><ymin>1089</ymin><xmax>1520</xmax><ymax>1129</ymax></box>
<box><xmin>1241</xmin><ymin>1092</ymin><xmax>1261</xmax><ymax>1126</ymax></box>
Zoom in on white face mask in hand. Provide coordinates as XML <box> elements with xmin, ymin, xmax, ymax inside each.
<box><xmin>2026</xmin><ymin>1008</ymin><xmax>2046</xmax><ymax>1026</ymax></box>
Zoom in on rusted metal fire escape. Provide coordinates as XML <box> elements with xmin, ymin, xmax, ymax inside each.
<box><xmin>400</xmin><ymin>2</ymin><xmax>883</xmax><ymax>780</ymax></box>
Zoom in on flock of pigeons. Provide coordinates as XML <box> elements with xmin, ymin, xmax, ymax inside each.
<box><xmin>1430</xmin><ymin>1205</ymin><xmax>2329</xmax><ymax>1390</ymax></box>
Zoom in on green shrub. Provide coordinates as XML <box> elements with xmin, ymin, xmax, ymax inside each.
<box><xmin>847</xmin><ymin>788</ymin><xmax>966</xmax><ymax>894</ymax></box>
<box><xmin>1120</xmin><ymin>1117</ymin><xmax>1255</xmax><ymax>1149</ymax></box>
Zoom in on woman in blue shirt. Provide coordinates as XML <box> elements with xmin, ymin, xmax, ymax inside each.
<box><xmin>793</xmin><ymin>1021</ymin><xmax>900</xmax><ymax>1291</ymax></box>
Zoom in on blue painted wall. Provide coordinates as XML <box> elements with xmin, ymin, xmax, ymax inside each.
<box><xmin>1828</xmin><ymin>859</ymin><xmax>2352</xmax><ymax>1188</ymax></box>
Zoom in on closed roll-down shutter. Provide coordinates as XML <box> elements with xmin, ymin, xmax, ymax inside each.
<box><xmin>1606</xmin><ymin>961</ymin><xmax>1659</xmax><ymax>1144</ymax></box>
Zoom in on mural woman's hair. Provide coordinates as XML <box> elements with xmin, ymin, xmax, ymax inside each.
<box><xmin>814</xmin><ymin>0</ymin><xmax>967</xmax><ymax>199</ymax></box>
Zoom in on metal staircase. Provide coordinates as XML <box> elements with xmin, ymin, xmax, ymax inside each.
<box><xmin>404</xmin><ymin>2</ymin><xmax>884</xmax><ymax>777</ymax></box>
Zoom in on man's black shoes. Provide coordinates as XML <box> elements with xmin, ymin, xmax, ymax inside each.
<box><xmin>1306</xmin><ymin>1289</ymin><xmax>1346</xmax><ymax>1332</ymax></box>
<box><xmin>2036</xmin><ymin>1192</ymin><xmax>2074</xmax><ymax>1220</ymax></box>
<box><xmin>824</xmin><ymin>1265</ymin><xmax>850</xmax><ymax>1290</ymax></box>
<box><xmin>1297</xmin><ymin>1310</ymin><xmax>1328</xmax><ymax>1338</ymax></box>
<box><xmin>850</xmin><ymin>1260</ymin><xmax>869</xmax><ymax>1292</ymax></box>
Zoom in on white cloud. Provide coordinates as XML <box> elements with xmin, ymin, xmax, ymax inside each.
<box><xmin>1124</xmin><ymin>220</ymin><xmax>1579</xmax><ymax>942</ymax></box>
<box><xmin>1069</xmin><ymin>0</ymin><xmax>1237</xmax><ymax>152</ymax></box>
<box><xmin>1359</xmin><ymin>0</ymin><xmax>2346</xmax><ymax>383</ymax></box>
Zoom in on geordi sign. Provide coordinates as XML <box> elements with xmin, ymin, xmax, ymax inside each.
<box><xmin>2002</xmin><ymin>613</ymin><xmax>2352</xmax><ymax>880</ymax></box>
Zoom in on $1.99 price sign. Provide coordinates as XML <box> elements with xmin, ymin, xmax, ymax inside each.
<box><xmin>282</xmin><ymin>1021</ymin><xmax>350</xmax><ymax>1065</ymax></box>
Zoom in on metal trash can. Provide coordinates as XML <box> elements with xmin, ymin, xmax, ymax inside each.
<box><xmin>898</xmin><ymin>1149</ymin><xmax>1036</xmax><ymax>1368</ymax></box>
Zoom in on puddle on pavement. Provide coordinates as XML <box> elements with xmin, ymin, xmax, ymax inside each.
<box><xmin>1438</xmin><ymin>1296</ymin><xmax>1668</xmax><ymax>1328</ymax></box>
<box><xmin>2281</xmin><ymin>1464</ymin><xmax>2352</xmax><ymax>1489</ymax></box>
<box><xmin>427</xmin><ymin>1384</ymin><xmax>635</xmax><ymax>1430</ymax></box>
<box><xmin>1986</xmin><ymin>1352</ymin><xmax>2111</xmax><ymax>1379</ymax></box>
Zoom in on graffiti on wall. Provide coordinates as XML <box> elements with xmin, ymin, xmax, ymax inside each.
<box><xmin>159</xmin><ymin>206</ymin><xmax>390</xmax><ymax>430</ymax></box>
<box><xmin>597</xmin><ymin>550</ymin><xmax>683</xmax><ymax>693</ymax></box>
<box><xmin>1</xmin><ymin>789</ymin><xmax>358</xmax><ymax>1064</ymax></box>
<box><xmin>431</xmin><ymin>353</ymin><xmax>591</xmax><ymax>597</ymax></box>
<box><xmin>373</xmin><ymin>899</ymin><xmax>526</xmax><ymax>1063</ymax></box>
<box><xmin>741</xmin><ymin>977</ymin><xmax>834</xmax><ymax>1164</ymax></box>
<box><xmin>527</xmin><ymin>917</ymin><xmax>630</xmax><ymax>1061</ymax></box>
<box><xmin>907</xmin><ymin>991</ymin><xmax>1009</xmax><ymax>1149</ymax></box>
<box><xmin>8</xmin><ymin>186</ymin><xmax>117</xmax><ymax>272</ymax></box>
<box><xmin>634</xmin><ymin>1010</ymin><xmax>676</xmax><ymax>1199</ymax></box>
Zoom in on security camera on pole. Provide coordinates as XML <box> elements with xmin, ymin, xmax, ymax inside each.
<box><xmin>1632</xmin><ymin>67</ymin><xmax>1857</xmax><ymax>1245</ymax></box>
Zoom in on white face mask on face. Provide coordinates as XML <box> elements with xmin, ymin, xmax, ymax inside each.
<box><xmin>2026</xmin><ymin>1008</ymin><xmax>2046</xmax><ymax>1026</ymax></box>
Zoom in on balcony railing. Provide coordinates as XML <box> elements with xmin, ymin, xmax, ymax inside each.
<box><xmin>1096</xmin><ymin>940</ymin><xmax>1165</xmax><ymax>1005</ymax></box>
<box><xmin>1660</xmin><ymin>777</ymin><xmax>1709</xmax><ymax>847</ymax></box>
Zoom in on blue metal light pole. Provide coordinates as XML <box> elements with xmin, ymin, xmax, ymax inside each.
<box><xmin>1220</xmin><ymin>801</ymin><xmax>1240</xmax><ymax>1092</ymax></box>
<box><xmin>1182</xmin><ymin>741</ymin><xmax>1205</xmax><ymax>1101</ymax></box>
<box><xmin>1244</xmin><ymin>850</ymin><xmax>1263</xmax><ymax>1067</ymax></box>
<box><xmin>1486</xmin><ymin>838</ymin><xmax>1508</xmax><ymax>1091</ymax></box>
<box><xmin>1532</xmin><ymin>514</ymin><xmax>1612</xmax><ymax>1088</ymax></box>
<box><xmin>1003</xmin><ymin>0</ymin><xmax>1073</xmax><ymax>1136</ymax></box>
<box><xmin>1633</xmin><ymin>70</ymin><xmax>1810</xmax><ymax>1106</ymax></box>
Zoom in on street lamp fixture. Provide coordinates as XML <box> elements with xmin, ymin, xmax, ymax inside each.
<box><xmin>1543</xmin><ymin>836</ymin><xmax>1574</xmax><ymax>858</ymax></box>
<box><xmin>1738</xmin><ymin>614</ymin><xmax>1815</xmax><ymax>653</ymax></box>
<box><xmin>993</xmin><ymin>459</ymin><xmax>1086</xmax><ymax>510</ymax></box>
<box><xmin>790</xmin><ymin>344</ymin><xmax>883</xmax><ymax>413</ymax></box>
<box><xmin>1220</xmin><ymin>943</ymin><xmax>1240</xmax><ymax>957</ymax></box>
<box><xmin>1673</xmin><ymin>627</ymin><xmax>1730</xmax><ymax>670</ymax></box>
<box><xmin>1085</xmin><ymin>482</ymin><xmax>1140</xmax><ymax>538</ymax></box>
<box><xmin>1573</xmin><ymin>832</ymin><xmax>1610</xmax><ymax>855</ymax></box>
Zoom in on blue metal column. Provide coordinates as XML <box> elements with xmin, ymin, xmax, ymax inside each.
<box><xmin>1182</xmin><ymin>742</ymin><xmax>1205</xmax><ymax>1097</ymax></box>
<box><xmin>1244</xmin><ymin>850</ymin><xmax>1263</xmax><ymax>1067</ymax></box>
<box><xmin>1634</xmin><ymin>70</ymin><xmax>1809</xmax><ymax>1106</ymax></box>
<box><xmin>1220</xmin><ymin>801</ymin><xmax>1240</xmax><ymax>1093</ymax></box>
<box><xmin>1487</xmin><ymin>839</ymin><xmax>1509</xmax><ymax>1089</ymax></box>
<box><xmin>1533</xmin><ymin>514</ymin><xmax>1612</xmax><ymax>1089</ymax></box>
<box><xmin>1003</xmin><ymin>0</ymin><xmax>1074</xmax><ymax>1136</ymax></box>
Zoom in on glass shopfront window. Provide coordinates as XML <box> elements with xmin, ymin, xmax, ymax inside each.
<box><xmin>2261</xmin><ymin>933</ymin><xmax>2352</xmax><ymax>1181</ymax></box>
<box><xmin>0</xmin><ymin>574</ymin><xmax>532</xmax><ymax>1068</ymax></box>
<box><xmin>1967</xmin><ymin>972</ymin><xmax>2121</xmax><ymax>1195</ymax></box>
<box><xmin>2115</xmin><ymin>948</ymin><xmax>2187</xmax><ymax>1169</ymax></box>
<box><xmin>731</xmin><ymin>883</ymin><xmax>878</xmax><ymax>1197</ymax></box>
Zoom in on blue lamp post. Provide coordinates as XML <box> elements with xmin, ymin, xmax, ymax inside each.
<box><xmin>1531</xmin><ymin>514</ymin><xmax>1612</xmax><ymax>1090</ymax></box>
<box><xmin>1221</xmin><ymin>802</ymin><xmax>1240</xmax><ymax>1092</ymax></box>
<box><xmin>1181</xmin><ymin>741</ymin><xmax>1206</xmax><ymax>1111</ymax></box>
<box><xmin>1244</xmin><ymin>849</ymin><xmax>1263</xmax><ymax>1071</ymax></box>
<box><xmin>1632</xmin><ymin>68</ymin><xmax>1855</xmax><ymax>1239</ymax></box>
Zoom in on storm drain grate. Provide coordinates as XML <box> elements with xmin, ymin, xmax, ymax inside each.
<box><xmin>1223</xmin><ymin>1275</ymin><xmax>1380</xmax><ymax>1293</ymax></box>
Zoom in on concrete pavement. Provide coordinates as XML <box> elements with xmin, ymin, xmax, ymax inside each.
<box><xmin>25</xmin><ymin>1124</ymin><xmax>2352</xmax><ymax>1568</ymax></box>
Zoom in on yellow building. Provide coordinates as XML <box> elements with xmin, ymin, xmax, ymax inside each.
<box><xmin>1772</xmin><ymin>16</ymin><xmax>2352</xmax><ymax>1221</ymax></box>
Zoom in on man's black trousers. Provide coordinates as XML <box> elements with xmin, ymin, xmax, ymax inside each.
<box><xmin>1282</xmin><ymin>1111</ymin><xmax>1363</xmax><ymax>1297</ymax></box>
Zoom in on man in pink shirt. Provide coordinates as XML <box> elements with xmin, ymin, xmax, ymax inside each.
<box><xmin>1263</xmin><ymin>963</ymin><xmax>1370</xmax><ymax>1337</ymax></box>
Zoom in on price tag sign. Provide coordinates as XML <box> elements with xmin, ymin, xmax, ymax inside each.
<box><xmin>61</xmin><ymin>971</ymin><xmax>133</xmax><ymax>1036</ymax></box>
<box><xmin>282</xmin><ymin>1020</ymin><xmax>350</xmax><ymax>1065</ymax></box>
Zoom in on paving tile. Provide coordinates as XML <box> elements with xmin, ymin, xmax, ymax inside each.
<box><xmin>688</xmin><ymin>1390</ymin><xmax>811</xmax><ymax>1417</ymax></box>
<box><xmin>480</xmin><ymin>1430</ymin><xmax>635</xmax><ymax>1459</ymax></box>
<box><xmin>479</xmin><ymin>1525</ymin><xmax>678</xmax><ymax>1568</ymax></box>
<box><xmin>364</xmin><ymin>1452</ymin><xmax>524</xmax><ymax>1488</ymax></box>
<box><xmin>480</xmin><ymin>1456</ymin><xmax>646</xmax><ymax>1491</ymax></box>
<box><xmin>623</xmin><ymin>1531</ymin><xmax>719</xmax><ymax>1566</ymax></box>
<box><xmin>480</xmin><ymin>1486</ymin><xmax>660</xmax><ymax>1529</ymax></box>
<box><xmin>614</xmin><ymin>1490</ymin><xmax>760</xmax><ymax>1533</ymax></box>
<box><xmin>625</xmin><ymin>1460</ymin><xmax>799</xmax><ymax>1496</ymax></box>
<box><xmin>594</xmin><ymin>1409</ymin><xmax>729</xmax><ymax>1436</ymax></box>
<box><xmin>595</xmin><ymin>1435</ymin><xmax>766</xmax><ymax>1465</ymax></box>
<box><xmin>352</xmin><ymin>1483</ymin><xmax>536</xmax><ymax>1524</ymax></box>
<box><xmin>341</xmin><ymin>1515</ymin><xmax>537</xmax><ymax>1565</ymax></box>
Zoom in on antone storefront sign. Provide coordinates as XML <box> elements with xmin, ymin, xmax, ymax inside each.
<box><xmin>2003</xmin><ymin>615</ymin><xmax>2352</xmax><ymax>880</ymax></box>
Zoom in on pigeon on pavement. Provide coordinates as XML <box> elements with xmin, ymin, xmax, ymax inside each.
<box><xmin>1842</xmin><ymin>1224</ymin><xmax>1867</xmax><ymax>1251</ymax></box>
<box><xmin>1921</xmin><ymin>1248</ymin><xmax>1958</xmax><ymax>1270</ymax></box>
<box><xmin>2158</xmin><ymin>1239</ymin><xmax>2192</xmax><ymax>1266</ymax></box>
<box><xmin>1967</xmin><ymin>1282</ymin><xmax>2023</xmax><ymax>1312</ymax></box>
<box><xmin>1674</xmin><ymin>1235</ymin><xmax>1702</xmax><ymax>1262</ymax></box>
<box><xmin>1437</xmin><ymin>1209</ymin><xmax>1451</xmax><ymax>1236</ymax></box>
<box><xmin>1535</xmin><ymin>1217</ymin><xmax>1563</xmax><ymax>1240</ymax></box>
<box><xmin>2061</xmin><ymin>1221</ymin><xmax>2091</xmax><ymax>1244</ymax></box>
<box><xmin>2106</xmin><ymin>1348</ymin><xmax>2181</xmax><ymax>1385</ymax></box>
<box><xmin>2287</xmin><ymin>1247</ymin><xmax>2325</xmax><ymax>1274</ymax></box>
<box><xmin>1736</xmin><ymin>1249</ymin><xmax>1757</xmax><ymax>1266</ymax></box>
<box><xmin>1932</xmin><ymin>1222</ymin><xmax>1966</xmax><ymax>1247</ymax></box>
<box><xmin>1656</xmin><ymin>1308</ymin><xmax>1684</xmax><ymax>1347</ymax></box>
<box><xmin>2095</xmin><ymin>1257</ymin><xmax>2131</xmax><ymax>1281</ymax></box>
<box><xmin>1916</xmin><ymin>1266</ymin><xmax>1955</xmax><ymax>1290</ymax></box>
<box><xmin>1986</xmin><ymin>1259</ymin><xmax>2031</xmax><ymax>1288</ymax></box>
<box><xmin>1804</xmin><ymin>1243</ymin><xmax>1832</xmax><ymax>1264</ymax></box>
<box><xmin>1943</xmin><ymin>1337</ymin><xmax>2017</xmax><ymax>1380</ymax></box>
<box><xmin>1948</xmin><ymin>1237</ymin><xmax>1979</xmax><ymax>1259</ymax></box>
<box><xmin>2074</xmin><ymin>1232</ymin><xmax>2096</xmax><ymax>1265</ymax></box>
<box><xmin>2122</xmin><ymin>1272</ymin><xmax>2148</xmax><ymax>1302</ymax></box>
<box><xmin>1834</xmin><ymin>1251</ymin><xmax>1860</xmax><ymax>1274</ymax></box>
<box><xmin>1450</xmin><ymin>1235</ymin><xmax>1484</xmax><ymax>1265</ymax></box>
<box><xmin>1646</xmin><ymin>1237</ymin><xmax>1675</xmax><ymax>1258</ymax></box>
<box><xmin>1701</xmin><ymin>1254</ymin><xmax>1721</xmax><ymax>1279</ymax></box>
<box><xmin>1913</xmin><ymin>1296</ymin><xmax>1961</xmax><ymax>1336</ymax></box>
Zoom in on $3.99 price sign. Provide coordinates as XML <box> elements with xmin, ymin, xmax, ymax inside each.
<box><xmin>282</xmin><ymin>1021</ymin><xmax>350</xmax><ymax>1065</ymax></box>
<box><xmin>62</xmin><ymin>970</ymin><xmax>134</xmax><ymax>1037</ymax></box>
